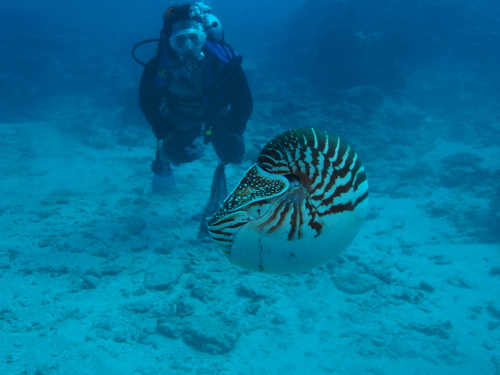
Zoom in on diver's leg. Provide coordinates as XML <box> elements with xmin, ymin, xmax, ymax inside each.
<box><xmin>162</xmin><ymin>124</ymin><xmax>204</xmax><ymax>165</ymax></box>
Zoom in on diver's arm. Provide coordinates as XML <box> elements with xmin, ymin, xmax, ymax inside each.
<box><xmin>211</xmin><ymin>62</ymin><xmax>252</xmax><ymax>165</ymax></box>
<box><xmin>139</xmin><ymin>56</ymin><xmax>169</xmax><ymax>140</ymax></box>
<box><xmin>226</xmin><ymin>62</ymin><xmax>253</xmax><ymax>136</ymax></box>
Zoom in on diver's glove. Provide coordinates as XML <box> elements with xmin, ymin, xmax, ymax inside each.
<box><xmin>151</xmin><ymin>158</ymin><xmax>173</xmax><ymax>176</ymax></box>
<box><xmin>212</xmin><ymin>133</ymin><xmax>245</xmax><ymax>165</ymax></box>
<box><xmin>165</xmin><ymin>143</ymin><xmax>205</xmax><ymax>165</ymax></box>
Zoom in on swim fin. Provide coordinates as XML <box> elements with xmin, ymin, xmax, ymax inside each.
<box><xmin>198</xmin><ymin>162</ymin><xmax>227</xmax><ymax>237</ymax></box>
<box><xmin>151</xmin><ymin>139</ymin><xmax>176</xmax><ymax>194</ymax></box>
<box><xmin>152</xmin><ymin>168</ymin><xmax>176</xmax><ymax>194</ymax></box>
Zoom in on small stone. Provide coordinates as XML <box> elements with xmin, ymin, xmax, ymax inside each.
<box><xmin>236</xmin><ymin>285</ymin><xmax>256</xmax><ymax>299</ymax></box>
<box><xmin>86</xmin><ymin>268</ymin><xmax>102</xmax><ymax>278</ymax></box>
<box><xmin>172</xmin><ymin>300</ymin><xmax>194</xmax><ymax>318</ymax></box>
<box><xmin>447</xmin><ymin>275</ymin><xmax>474</xmax><ymax>289</ymax></box>
<box><xmin>486</xmin><ymin>305</ymin><xmax>500</xmax><ymax>320</ymax></box>
<box><xmin>101</xmin><ymin>265</ymin><xmax>125</xmax><ymax>276</ymax></box>
<box><xmin>419</xmin><ymin>281</ymin><xmax>435</xmax><ymax>293</ymax></box>
<box><xmin>245</xmin><ymin>303</ymin><xmax>260</xmax><ymax>315</ymax></box>
<box><xmin>191</xmin><ymin>285</ymin><xmax>212</xmax><ymax>302</ymax></box>
<box><xmin>370</xmin><ymin>336</ymin><xmax>386</xmax><ymax>348</ymax></box>
<box><xmin>157</xmin><ymin>319</ymin><xmax>185</xmax><ymax>339</ymax></box>
<box><xmin>144</xmin><ymin>260</ymin><xmax>185</xmax><ymax>291</ymax></box>
<box><xmin>430</xmin><ymin>255</ymin><xmax>452</xmax><ymax>265</ymax></box>
<box><xmin>38</xmin><ymin>239</ymin><xmax>53</xmax><ymax>248</ymax></box>
<box><xmin>440</xmin><ymin>152</ymin><xmax>483</xmax><ymax>167</ymax></box>
<box><xmin>41</xmin><ymin>190</ymin><xmax>73</xmax><ymax>205</ymax></box>
<box><xmin>154</xmin><ymin>246</ymin><xmax>171</xmax><ymax>255</ymax></box>
<box><xmin>126</xmin><ymin>217</ymin><xmax>146</xmax><ymax>236</ymax></box>
<box><xmin>126</xmin><ymin>299</ymin><xmax>153</xmax><ymax>314</ymax></box>
<box><xmin>182</xmin><ymin>320</ymin><xmax>240</xmax><ymax>355</ymax></box>
<box><xmin>114</xmin><ymin>331</ymin><xmax>128</xmax><ymax>343</ymax></box>
<box><xmin>393</xmin><ymin>290</ymin><xmax>426</xmax><ymax>304</ymax></box>
<box><xmin>333</xmin><ymin>272</ymin><xmax>376</xmax><ymax>295</ymax></box>
<box><xmin>134</xmin><ymin>288</ymin><xmax>147</xmax><ymax>297</ymax></box>
<box><xmin>483</xmin><ymin>340</ymin><xmax>496</xmax><ymax>351</ymax></box>
<box><xmin>272</xmin><ymin>315</ymin><xmax>286</xmax><ymax>325</ymax></box>
<box><xmin>409</xmin><ymin>323</ymin><xmax>450</xmax><ymax>339</ymax></box>
<box><xmin>81</xmin><ymin>275</ymin><xmax>100</xmax><ymax>290</ymax></box>
<box><xmin>489</xmin><ymin>266</ymin><xmax>500</xmax><ymax>277</ymax></box>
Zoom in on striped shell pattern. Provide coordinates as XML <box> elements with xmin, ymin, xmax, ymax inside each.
<box><xmin>207</xmin><ymin>128</ymin><xmax>369</xmax><ymax>274</ymax></box>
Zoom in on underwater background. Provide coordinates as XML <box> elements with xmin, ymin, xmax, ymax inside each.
<box><xmin>1</xmin><ymin>0</ymin><xmax>499</xmax><ymax>374</ymax></box>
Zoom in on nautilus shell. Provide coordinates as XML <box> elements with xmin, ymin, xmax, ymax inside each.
<box><xmin>208</xmin><ymin>128</ymin><xmax>369</xmax><ymax>274</ymax></box>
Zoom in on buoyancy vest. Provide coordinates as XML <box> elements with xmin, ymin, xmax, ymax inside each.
<box><xmin>154</xmin><ymin>32</ymin><xmax>242</xmax><ymax>112</ymax></box>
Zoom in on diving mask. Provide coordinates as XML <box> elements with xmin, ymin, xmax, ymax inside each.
<box><xmin>169</xmin><ymin>28</ymin><xmax>206</xmax><ymax>53</ymax></box>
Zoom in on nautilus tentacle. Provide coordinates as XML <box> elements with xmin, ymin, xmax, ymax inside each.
<box><xmin>208</xmin><ymin>128</ymin><xmax>369</xmax><ymax>274</ymax></box>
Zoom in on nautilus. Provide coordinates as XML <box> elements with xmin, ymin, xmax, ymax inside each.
<box><xmin>207</xmin><ymin>128</ymin><xmax>369</xmax><ymax>274</ymax></box>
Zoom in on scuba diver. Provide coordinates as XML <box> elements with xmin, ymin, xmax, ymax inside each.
<box><xmin>137</xmin><ymin>2</ymin><xmax>253</xmax><ymax>195</ymax></box>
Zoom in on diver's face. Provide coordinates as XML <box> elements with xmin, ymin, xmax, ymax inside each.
<box><xmin>169</xmin><ymin>20</ymin><xmax>206</xmax><ymax>58</ymax></box>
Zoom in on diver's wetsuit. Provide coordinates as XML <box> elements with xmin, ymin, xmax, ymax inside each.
<box><xmin>139</xmin><ymin>39</ymin><xmax>253</xmax><ymax>165</ymax></box>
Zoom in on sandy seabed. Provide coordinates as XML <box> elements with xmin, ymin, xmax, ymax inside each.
<box><xmin>1</xmin><ymin>86</ymin><xmax>499</xmax><ymax>375</ymax></box>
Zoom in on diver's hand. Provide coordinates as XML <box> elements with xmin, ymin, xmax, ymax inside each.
<box><xmin>213</xmin><ymin>133</ymin><xmax>244</xmax><ymax>165</ymax></box>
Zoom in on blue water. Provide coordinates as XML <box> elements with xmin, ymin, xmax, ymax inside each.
<box><xmin>1</xmin><ymin>1</ymin><xmax>499</xmax><ymax>374</ymax></box>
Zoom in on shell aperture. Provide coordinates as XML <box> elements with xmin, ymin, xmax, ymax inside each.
<box><xmin>207</xmin><ymin>128</ymin><xmax>369</xmax><ymax>274</ymax></box>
